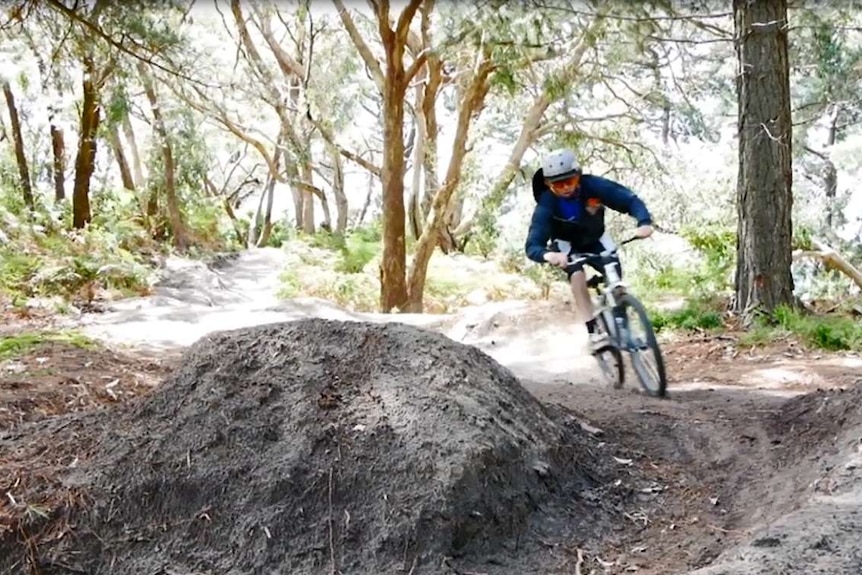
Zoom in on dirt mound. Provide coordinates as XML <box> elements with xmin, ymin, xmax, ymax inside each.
<box><xmin>1</xmin><ymin>319</ymin><xmax>634</xmax><ymax>574</ymax></box>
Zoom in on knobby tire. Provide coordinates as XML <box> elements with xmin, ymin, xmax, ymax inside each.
<box><xmin>595</xmin><ymin>309</ymin><xmax>624</xmax><ymax>389</ymax></box>
<box><xmin>619</xmin><ymin>294</ymin><xmax>667</xmax><ymax>397</ymax></box>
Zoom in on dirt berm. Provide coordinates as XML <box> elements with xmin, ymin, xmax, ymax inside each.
<box><xmin>0</xmin><ymin>319</ymin><xmax>637</xmax><ymax>574</ymax></box>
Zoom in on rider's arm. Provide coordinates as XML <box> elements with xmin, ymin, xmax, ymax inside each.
<box><xmin>583</xmin><ymin>175</ymin><xmax>653</xmax><ymax>226</ymax></box>
<box><xmin>524</xmin><ymin>192</ymin><xmax>555</xmax><ymax>263</ymax></box>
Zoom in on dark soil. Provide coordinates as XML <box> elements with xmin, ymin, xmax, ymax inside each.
<box><xmin>523</xmin><ymin>335</ymin><xmax>862</xmax><ymax>574</ymax></box>
<box><xmin>0</xmin><ymin>319</ymin><xmax>654</xmax><ymax>574</ymax></box>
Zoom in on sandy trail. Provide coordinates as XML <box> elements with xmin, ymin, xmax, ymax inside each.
<box><xmin>79</xmin><ymin>247</ymin><xmax>600</xmax><ymax>385</ymax></box>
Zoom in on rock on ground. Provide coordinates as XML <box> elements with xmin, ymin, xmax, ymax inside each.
<box><xmin>1</xmin><ymin>319</ymin><xmax>631</xmax><ymax>574</ymax></box>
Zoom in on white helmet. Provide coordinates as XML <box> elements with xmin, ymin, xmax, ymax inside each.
<box><xmin>541</xmin><ymin>148</ymin><xmax>581</xmax><ymax>181</ymax></box>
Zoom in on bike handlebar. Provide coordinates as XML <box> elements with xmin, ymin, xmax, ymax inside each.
<box><xmin>565</xmin><ymin>235</ymin><xmax>642</xmax><ymax>267</ymax></box>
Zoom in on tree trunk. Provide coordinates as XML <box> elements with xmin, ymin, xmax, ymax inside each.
<box><xmin>50</xmin><ymin>124</ymin><xmax>66</xmax><ymax>202</ymax></box>
<box><xmin>121</xmin><ymin>113</ymin><xmax>145</xmax><ymax>189</ymax></box>
<box><xmin>249</xmin><ymin>174</ymin><xmax>275</xmax><ymax>248</ymax></box>
<box><xmin>404</xmin><ymin>60</ymin><xmax>493</xmax><ymax>312</ymax></box>
<box><xmin>257</xmin><ymin>175</ymin><xmax>276</xmax><ymax>246</ymax></box>
<box><xmin>72</xmin><ymin>57</ymin><xmax>101</xmax><ymax>229</ymax></box>
<box><xmin>824</xmin><ymin>107</ymin><xmax>839</xmax><ymax>228</ymax></box>
<box><xmin>408</xmin><ymin>88</ymin><xmax>427</xmax><ymax>240</ymax></box>
<box><xmin>311</xmin><ymin>186</ymin><xmax>333</xmax><ymax>232</ymax></box>
<box><xmin>732</xmin><ymin>0</ymin><xmax>795</xmax><ymax>319</ymax></box>
<box><xmin>1</xmin><ymin>81</ymin><xmax>34</xmax><ymax>209</ymax></box>
<box><xmin>292</xmin><ymin>187</ymin><xmax>305</xmax><ymax>230</ymax></box>
<box><xmin>22</xmin><ymin>27</ymin><xmax>66</xmax><ymax>202</ymax></box>
<box><xmin>335</xmin><ymin>0</ymin><xmax>422</xmax><ymax>311</ymax></box>
<box><xmin>327</xmin><ymin>141</ymin><xmax>348</xmax><ymax>233</ymax></box>
<box><xmin>139</xmin><ymin>62</ymin><xmax>188</xmax><ymax>250</ymax></box>
<box><xmin>355</xmin><ymin>161</ymin><xmax>375</xmax><ymax>229</ymax></box>
<box><xmin>380</xmin><ymin>73</ymin><xmax>410</xmax><ymax>312</ymax></box>
<box><xmin>109</xmin><ymin>124</ymin><xmax>135</xmax><ymax>191</ymax></box>
<box><xmin>302</xmin><ymin>184</ymin><xmax>315</xmax><ymax>234</ymax></box>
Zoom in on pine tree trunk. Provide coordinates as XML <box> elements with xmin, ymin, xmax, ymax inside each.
<box><xmin>733</xmin><ymin>0</ymin><xmax>795</xmax><ymax>318</ymax></box>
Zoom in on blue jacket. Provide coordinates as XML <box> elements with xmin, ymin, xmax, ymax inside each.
<box><xmin>524</xmin><ymin>171</ymin><xmax>653</xmax><ymax>263</ymax></box>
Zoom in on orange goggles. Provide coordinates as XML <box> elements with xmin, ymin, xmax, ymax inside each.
<box><xmin>546</xmin><ymin>174</ymin><xmax>581</xmax><ymax>193</ymax></box>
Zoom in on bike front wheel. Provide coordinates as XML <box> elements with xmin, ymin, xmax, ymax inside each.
<box><xmin>594</xmin><ymin>309</ymin><xmax>624</xmax><ymax>389</ymax></box>
<box><xmin>618</xmin><ymin>294</ymin><xmax>667</xmax><ymax>397</ymax></box>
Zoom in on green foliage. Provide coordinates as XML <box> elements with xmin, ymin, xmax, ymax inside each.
<box><xmin>0</xmin><ymin>330</ymin><xmax>96</xmax><ymax>360</ymax></box>
<box><xmin>277</xmin><ymin>266</ymin><xmax>378</xmax><ymax>311</ymax></box>
<box><xmin>636</xmin><ymin>224</ymin><xmax>736</xmax><ymax>300</ymax></box>
<box><xmin>0</xmin><ymin>227</ymin><xmax>153</xmax><ymax>302</ymax></box>
<box><xmin>306</xmin><ymin>222</ymin><xmax>382</xmax><ymax>275</ymax></box>
<box><xmin>680</xmin><ymin>224</ymin><xmax>735</xmax><ymax>286</ymax></box>
<box><xmin>650</xmin><ymin>299</ymin><xmax>725</xmax><ymax>333</ymax></box>
<box><xmin>336</xmin><ymin>235</ymin><xmax>378</xmax><ymax>274</ymax></box>
<box><xmin>736</xmin><ymin>304</ymin><xmax>862</xmax><ymax>351</ymax></box>
<box><xmin>769</xmin><ymin>305</ymin><xmax>862</xmax><ymax>351</ymax></box>
<box><xmin>0</xmin><ymin>189</ymin><xmax>154</xmax><ymax>304</ymax></box>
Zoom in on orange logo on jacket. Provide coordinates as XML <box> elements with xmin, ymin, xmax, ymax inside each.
<box><xmin>585</xmin><ymin>197</ymin><xmax>602</xmax><ymax>214</ymax></box>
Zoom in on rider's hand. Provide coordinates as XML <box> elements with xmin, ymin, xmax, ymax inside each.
<box><xmin>634</xmin><ymin>224</ymin><xmax>654</xmax><ymax>239</ymax></box>
<box><xmin>543</xmin><ymin>251</ymin><xmax>569</xmax><ymax>268</ymax></box>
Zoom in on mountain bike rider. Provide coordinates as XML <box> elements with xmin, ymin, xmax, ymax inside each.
<box><xmin>524</xmin><ymin>148</ymin><xmax>655</xmax><ymax>353</ymax></box>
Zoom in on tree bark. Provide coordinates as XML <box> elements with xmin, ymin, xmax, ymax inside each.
<box><xmin>732</xmin><ymin>0</ymin><xmax>795</xmax><ymax>319</ymax></box>
<box><xmin>408</xmin><ymin>90</ymin><xmax>427</xmax><ymax>240</ymax></box>
<box><xmin>121</xmin><ymin>113</ymin><xmax>145</xmax><ymax>189</ymax></box>
<box><xmin>824</xmin><ymin>107</ymin><xmax>839</xmax><ymax>228</ymax></box>
<box><xmin>50</xmin><ymin>124</ymin><xmax>66</xmax><ymax>202</ymax></box>
<box><xmin>139</xmin><ymin>62</ymin><xmax>188</xmax><ymax>250</ymax></box>
<box><xmin>72</xmin><ymin>56</ymin><xmax>101</xmax><ymax>229</ymax></box>
<box><xmin>109</xmin><ymin>124</ymin><xmax>135</xmax><ymax>191</ymax></box>
<box><xmin>379</xmin><ymin>66</ymin><xmax>410</xmax><ymax>311</ymax></box>
<box><xmin>1</xmin><ymin>81</ymin><xmax>34</xmax><ymax>209</ymax></box>
<box><xmin>327</xmin><ymin>141</ymin><xmax>348</xmax><ymax>233</ymax></box>
<box><xmin>355</xmin><ymin>157</ymin><xmax>375</xmax><ymax>229</ymax></box>
<box><xmin>22</xmin><ymin>26</ymin><xmax>66</xmax><ymax>202</ymax></box>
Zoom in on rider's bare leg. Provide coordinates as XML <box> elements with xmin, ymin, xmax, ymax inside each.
<box><xmin>569</xmin><ymin>270</ymin><xmax>594</xmax><ymax>326</ymax></box>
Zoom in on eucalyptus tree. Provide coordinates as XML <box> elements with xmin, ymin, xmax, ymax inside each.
<box><xmin>790</xmin><ymin>5</ymin><xmax>862</xmax><ymax>236</ymax></box>
<box><xmin>169</xmin><ymin>0</ymin><xmax>370</xmax><ymax>241</ymax></box>
<box><xmin>1</xmin><ymin>77</ymin><xmax>33</xmax><ymax>209</ymax></box>
<box><xmin>2</xmin><ymin>0</ymin><xmax>195</xmax><ymax>238</ymax></box>
<box><xmin>1</xmin><ymin>2</ymin><xmax>70</xmax><ymax>207</ymax></box>
<box><xmin>333</xmin><ymin>0</ymin><xmax>490</xmax><ymax>311</ymax></box>
<box><xmin>335</xmin><ymin>0</ymin><xmax>604</xmax><ymax>311</ymax></box>
<box><xmin>438</xmin><ymin>0</ymin><xmax>609</xmax><ymax>252</ymax></box>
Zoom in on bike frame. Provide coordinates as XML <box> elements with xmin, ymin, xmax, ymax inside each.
<box><xmin>566</xmin><ymin>237</ymin><xmax>639</xmax><ymax>351</ymax></box>
<box><xmin>562</xmin><ymin>235</ymin><xmax>668</xmax><ymax>397</ymax></box>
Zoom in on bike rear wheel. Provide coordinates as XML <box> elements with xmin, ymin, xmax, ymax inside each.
<box><xmin>594</xmin><ymin>310</ymin><xmax>624</xmax><ymax>389</ymax></box>
<box><xmin>618</xmin><ymin>294</ymin><xmax>667</xmax><ymax>397</ymax></box>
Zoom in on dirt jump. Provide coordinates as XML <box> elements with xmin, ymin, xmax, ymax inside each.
<box><xmin>2</xmin><ymin>248</ymin><xmax>861</xmax><ymax>574</ymax></box>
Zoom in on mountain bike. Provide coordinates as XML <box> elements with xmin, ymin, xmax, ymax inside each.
<box><xmin>566</xmin><ymin>236</ymin><xmax>668</xmax><ymax>397</ymax></box>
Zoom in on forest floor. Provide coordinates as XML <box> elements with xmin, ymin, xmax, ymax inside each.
<box><xmin>1</xmin><ymin>247</ymin><xmax>861</xmax><ymax>574</ymax></box>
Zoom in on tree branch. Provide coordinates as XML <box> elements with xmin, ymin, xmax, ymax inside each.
<box><xmin>332</xmin><ymin>0</ymin><xmax>385</xmax><ymax>92</ymax></box>
<box><xmin>43</xmin><ymin>0</ymin><xmax>215</xmax><ymax>88</ymax></box>
<box><xmin>395</xmin><ymin>0</ymin><xmax>422</xmax><ymax>45</ymax></box>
